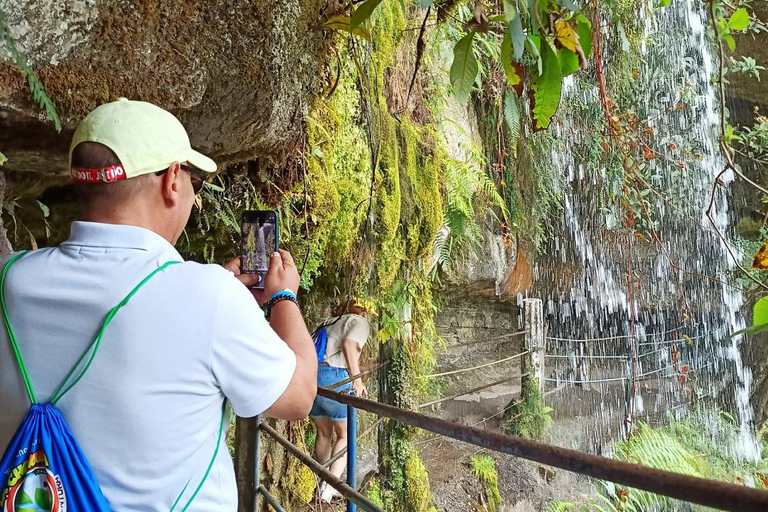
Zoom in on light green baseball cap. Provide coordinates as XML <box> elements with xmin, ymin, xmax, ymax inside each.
<box><xmin>69</xmin><ymin>98</ymin><xmax>216</xmax><ymax>183</ymax></box>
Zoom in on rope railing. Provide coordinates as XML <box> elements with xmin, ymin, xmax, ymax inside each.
<box><xmin>446</xmin><ymin>330</ymin><xmax>527</xmax><ymax>350</ymax></box>
<box><xmin>544</xmin><ymin>346</ymin><xmax>679</xmax><ymax>360</ymax></box>
<box><xmin>427</xmin><ymin>350</ymin><xmax>529</xmax><ymax>378</ymax></box>
<box><xmin>543</xmin><ymin>375</ymin><xmax>627</xmax><ymax>384</ymax></box>
<box><xmin>418</xmin><ymin>373</ymin><xmax>528</xmax><ymax>408</ymax></box>
<box><xmin>545</xmin><ymin>327</ymin><xmax>719</xmax><ymax>346</ymax></box>
<box><xmin>544</xmin><ymin>354</ymin><xmax>718</xmax><ymax>388</ymax></box>
<box><xmin>318</xmin><ymin>387</ymin><xmax>768</xmax><ymax>512</ymax></box>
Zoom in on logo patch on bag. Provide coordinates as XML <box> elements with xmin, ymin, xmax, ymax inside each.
<box><xmin>2</xmin><ymin>450</ymin><xmax>66</xmax><ymax>512</ymax></box>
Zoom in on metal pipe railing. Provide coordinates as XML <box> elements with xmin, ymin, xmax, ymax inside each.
<box><xmin>347</xmin><ymin>402</ymin><xmax>358</xmax><ymax>512</ymax></box>
<box><xmin>257</xmin><ymin>485</ymin><xmax>286</xmax><ymax>512</ymax></box>
<box><xmin>259</xmin><ymin>422</ymin><xmax>382</xmax><ymax>512</ymax></box>
<box><xmin>318</xmin><ymin>387</ymin><xmax>768</xmax><ymax>512</ymax></box>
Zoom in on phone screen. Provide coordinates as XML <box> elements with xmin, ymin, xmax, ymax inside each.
<box><xmin>241</xmin><ymin>211</ymin><xmax>279</xmax><ymax>288</ymax></box>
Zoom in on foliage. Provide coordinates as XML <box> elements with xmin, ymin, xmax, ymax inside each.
<box><xmin>324</xmin><ymin>0</ymin><xmax>594</xmax><ymax>131</ymax></box>
<box><xmin>735</xmin><ymin>112</ymin><xmax>768</xmax><ymax>167</ymax></box>
<box><xmin>728</xmin><ymin>56</ymin><xmax>765</xmax><ymax>81</ymax></box>
<box><xmin>304</xmin><ymin>421</ymin><xmax>317</xmax><ymax>453</ymax></box>
<box><xmin>0</xmin><ymin>7</ymin><xmax>61</xmax><ymax>132</ymax></box>
<box><xmin>505</xmin><ymin>379</ymin><xmax>553</xmax><ymax>440</ymax></box>
<box><xmin>179</xmin><ymin>173</ymin><xmax>265</xmax><ymax>264</ymax></box>
<box><xmin>431</xmin><ymin>141</ymin><xmax>508</xmax><ymax>278</ymax></box>
<box><xmin>470</xmin><ymin>454</ymin><xmax>502</xmax><ymax>512</ymax></box>
<box><xmin>367</xmin><ymin>479</ymin><xmax>384</xmax><ymax>507</ymax></box>
<box><xmin>547</xmin><ymin>409</ymin><xmax>768</xmax><ymax>511</ymax></box>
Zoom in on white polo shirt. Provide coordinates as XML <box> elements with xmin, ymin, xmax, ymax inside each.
<box><xmin>0</xmin><ymin>221</ymin><xmax>297</xmax><ymax>511</ymax></box>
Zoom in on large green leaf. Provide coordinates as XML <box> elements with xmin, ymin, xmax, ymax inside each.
<box><xmin>350</xmin><ymin>0</ymin><xmax>383</xmax><ymax>31</ymax></box>
<box><xmin>732</xmin><ymin>296</ymin><xmax>768</xmax><ymax>336</ymax></box>
<box><xmin>575</xmin><ymin>15</ymin><xmax>592</xmax><ymax>57</ymax></box>
<box><xmin>0</xmin><ymin>150</ymin><xmax>6</xmax><ymax>166</ymax></box>
<box><xmin>723</xmin><ymin>33</ymin><xmax>736</xmax><ymax>52</ymax></box>
<box><xmin>555</xmin><ymin>0</ymin><xmax>580</xmax><ymax>10</ymax></box>
<box><xmin>754</xmin><ymin>296</ymin><xmax>768</xmax><ymax>326</ymax></box>
<box><xmin>504</xmin><ymin>1</ymin><xmax>525</xmax><ymax>61</ymax></box>
<box><xmin>323</xmin><ymin>16</ymin><xmax>371</xmax><ymax>41</ymax></box>
<box><xmin>450</xmin><ymin>32</ymin><xmax>479</xmax><ymax>105</ymax></box>
<box><xmin>558</xmin><ymin>48</ymin><xmax>579</xmax><ymax>76</ymax></box>
<box><xmin>527</xmin><ymin>34</ymin><xmax>543</xmax><ymax>75</ymax></box>
<box><xmin>728</xmin><ymin>8</ymin><xmax>750</xmax><ymax>31</ymax></box>
<box><xmin>501</xmin><ymin>29</ymin><xmax>524</xmax><ymax>92</ymax></box>
<box><xmin>529</xmin><ymin>40</ymin><xmax>562</xmax><ymax>132</ymax></box>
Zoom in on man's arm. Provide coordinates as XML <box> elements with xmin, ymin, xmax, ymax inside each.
<box><xmin>263</xmin><ymin>299</ymin><xmax>317</xmax><ymax>419</ymax></box>
<box><xmin>225</xmin><ymin>250</ymin><xmax>317</xmax><ymax>420</ymax></box>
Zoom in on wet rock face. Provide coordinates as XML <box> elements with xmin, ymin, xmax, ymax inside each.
<box><xmin>729</xmin><ymin>3</ymin><xmax>768</xmax><ymax>122</ymax></box>
<box><xmin>0</xmin><ymin>0</ymin><xmax>329</xmax><ymax>176</ymax></box>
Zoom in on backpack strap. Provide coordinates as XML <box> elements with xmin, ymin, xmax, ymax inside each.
<box><xmin>1</xmin><ymin>251</ymin><xmax>36</xmax><ymax>404</ymax></box>
<box><xmin>49</xmin><ymin>260</ymin><xmax>182</xmax><ymax>404</ymax></box>
<box><xmin>0</xmin><ymin>253</ymin><xmax>181</xmax><ymax>405</ymax></box>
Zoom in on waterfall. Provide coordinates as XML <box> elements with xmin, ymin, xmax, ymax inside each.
<box><xmin>536</xmin><ymin>0</ymin><xmax>760</xmax><ymax>461</ymax></box>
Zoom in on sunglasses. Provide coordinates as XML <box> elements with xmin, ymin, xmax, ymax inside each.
<box><xmin>155</xmin><ymin>164</ymin><xmax>206</xmax><ymax>194</ymax></box>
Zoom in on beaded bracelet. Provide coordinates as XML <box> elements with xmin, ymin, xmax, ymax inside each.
<box><xmin>262</xmin><ymin>291</ymin><xmax>299</xmax><ymax>320</ymax></box>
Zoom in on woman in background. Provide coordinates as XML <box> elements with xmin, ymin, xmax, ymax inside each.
<box><xmin>310</xmin><ymin>299</ymin><xmax>370</xmax><ymax>503</ymax></box>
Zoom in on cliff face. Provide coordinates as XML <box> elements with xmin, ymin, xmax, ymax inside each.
<box><xmin>0</xmin><ymin>0</ymin><xmax>330</xmax><ymax>178</ymax></box>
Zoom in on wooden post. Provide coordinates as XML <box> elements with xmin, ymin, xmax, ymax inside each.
<box><xmin>523</xmin><ymin>298</ymin><xmax>544</xmax><ymax>391</ymax></box>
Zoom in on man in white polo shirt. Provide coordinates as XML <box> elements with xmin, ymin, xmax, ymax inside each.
<box><xmin>0</xmin><ymin>98</ymin><xmax>318</xmax><ymax>510</ymax></box>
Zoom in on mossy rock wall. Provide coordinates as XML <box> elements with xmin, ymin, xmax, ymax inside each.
<box><xmin>0</xmin><ymin>0</ymin><xmax>330</xmax><ymax>179</ymax></box>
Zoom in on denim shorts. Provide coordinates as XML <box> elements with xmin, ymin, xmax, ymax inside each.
<box><xmin>309</xmin><ymin>365</ymin><xmax>352</xmax><ymax>421</ymax></box>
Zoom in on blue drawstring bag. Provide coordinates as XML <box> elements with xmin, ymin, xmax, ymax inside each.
<box><xmin>313</xmin><ymin>327</ymin><xmax>328</xmax><ymax>363</ymax></box>
<box><xmin>0</xmin><ymin>252</ymin><xmax>223</xmax><ymax>512</ymax></box>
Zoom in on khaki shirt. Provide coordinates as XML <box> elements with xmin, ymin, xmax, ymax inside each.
<box><xmin>322</xmin><ymin>314</ymin><xmax>370</xmax><ymax>368</ymax></box>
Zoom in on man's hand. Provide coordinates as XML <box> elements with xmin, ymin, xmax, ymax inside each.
<box><xmin>224</xmin><ymin>250</ymin><xmax>300</xmax><ymax>303</ymax></box>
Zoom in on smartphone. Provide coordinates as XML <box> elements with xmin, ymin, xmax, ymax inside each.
<box><xmin>240</xmin><ymin>210</ymin><xmax>280</xmax><ymax>289</ymax></box>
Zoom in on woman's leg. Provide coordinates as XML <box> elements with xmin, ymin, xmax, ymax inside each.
<box><xmin>328</xmin><ymin>419</ymin><xmax>349</xmax><ymax>480</ymax></box>
<box><xmin>313</xmin><ymin>417</ymin><xmax>335</xmax><ymax>464</ymax></box>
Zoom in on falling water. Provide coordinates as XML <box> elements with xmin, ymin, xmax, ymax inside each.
<box><xmin>534</xmin><ymin>0</ymin><xmax>760</xmax><ymax>462</ymax></box>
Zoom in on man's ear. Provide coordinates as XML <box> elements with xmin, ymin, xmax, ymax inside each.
<box><xmin>161</xmin><ymin>162</ymin><xmax>182</xmax><ymax>205</ymax></box>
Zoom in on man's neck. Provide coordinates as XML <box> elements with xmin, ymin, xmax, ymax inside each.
<box><xmin>79</xmin><ymin>212</ymin><xmax>175</xmax><ymax>244</ymax></box>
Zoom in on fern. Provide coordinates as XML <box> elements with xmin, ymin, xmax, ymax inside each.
<box><xmin>431</xmin><ymin>144</ymin><xmax>508</xmax><ymax>278</ymax></box>
<box><xmin>0</xmin><ymin>7</ymin><xmax>61</xmax><ymax>132</ymax></box>
<box><xmin>503</xmin><ymin>91</ymin><xmax>521</xmax><ymax>155</ymax></box>
<box><xmin>548</xmin><ymin>411</ymin><xmax>768</xmax><ymax>512</ymax></box>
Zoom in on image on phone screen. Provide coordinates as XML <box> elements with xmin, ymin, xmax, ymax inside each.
<box><xmin>241</xmin><ymin>211</ymin><xmax>279</xmax><ymax>289</ymax></box>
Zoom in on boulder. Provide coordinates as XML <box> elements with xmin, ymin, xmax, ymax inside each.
<box><xmin>0</xmin><ymin>0</ymin><xmax>330</xmax><ymax>181</ymax></box>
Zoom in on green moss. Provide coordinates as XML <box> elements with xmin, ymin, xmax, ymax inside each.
<box><xmin>470</xmin><ymin>455</ymin><xmax>502</xmax><ymax>512</ymax></box>
<box><xmin>367</xmin><ymin>479</ymin><xmax>384</xmax><ymax>507</ymax></box>
<box><xmin>302</xmin><ymin>64</ymin><xmax>372</xmax><ymax>287</ymax></box>
<box><xmin>285</xmin><ymin>454</ymin><xmax>316</xmax><ymax>505</ymax></box>
<box><xmin>404</xmin><ymin>451</ymin><xmax>434</xmax><ymax>512</ymax></box>
<box><xmin>399</xmin><ymin>120</ymin><xmax>444</xmax><ymax>260</ymax></box>
<box><xmin>505</xmin><ymin>379</ymin><xmax>553</xmax><ymax>441</ymax></box>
